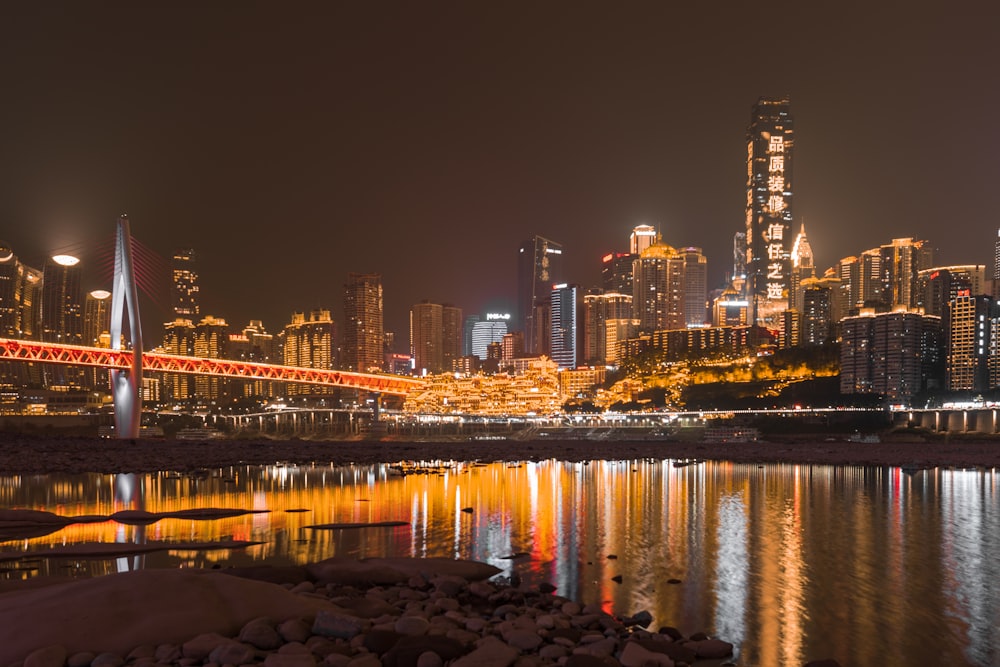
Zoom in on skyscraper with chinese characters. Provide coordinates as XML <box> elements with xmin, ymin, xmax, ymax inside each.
<box><xmin>343</xmin><ymin>273</ymin><xmax>384</xmax><ymax>373</ymax></box>
<box><xmin>171</xmin><ymin>249</ymin><xmax>200</xmax><ymax>318</ymax></box>
<box><xmin>746</xmin><ymin>97</ymin><xmax>793</xmax><ymax>327</ymax></box>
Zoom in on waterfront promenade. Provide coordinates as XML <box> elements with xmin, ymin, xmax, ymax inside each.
<box><xmin>0</xmin><ymin>431</ymin><xmax>997</xmax><ymax>475</ymax></box>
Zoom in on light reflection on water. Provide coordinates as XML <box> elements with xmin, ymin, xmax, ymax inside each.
<box><xmin>1</xmin><ymin>460</ymin><xmax>998</xmax><ymax>666</ymax></box>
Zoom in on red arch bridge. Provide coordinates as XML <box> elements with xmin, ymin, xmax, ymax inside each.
<box><xmin>0</xmin><ymin>338</ymin><xmax>424</xmax><ymax>396</ymax></box>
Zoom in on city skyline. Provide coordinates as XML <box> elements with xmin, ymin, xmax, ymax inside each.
<box><xmin>1</xmin><ymin>3</ymin><xmax>997</xmax><ymax>340</ymax></box>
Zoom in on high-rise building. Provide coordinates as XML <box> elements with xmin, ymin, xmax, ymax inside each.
<box><xmin>583</xmin><ymin>292</ymin><xmax>633</xmax><ymax>365</ymax></box>
<box><xmin>410</xmin><ymin>301</ymin><xmax>444</xmax><ymax>375</ymax></box>
<box><xmin>679</xmin><ymin>247</ymin><xmax>708</xmax><ymax>326</ymax></box>
<box><xmin>470</xmin><ymin>317</ymin><xmax>508</xmax><ymax>360</ymax></box>
<box><xmin>632</xmin><ymin>242</ymin><xmax>685</xmax><ymax>332</ymax></box>
<box><xmin>194</xmin><ymin>316</ymin><xmax>228</xmax><ymax>400</ymax></box>
<box><xmin>442</xmin><ymin>305</ymin><xmax>462</xmax><ymax>372</ymax></box>
<box><xmin>789</xmin><ymin>223</ymin><xmax>815</xmax><ymax>313</ymax></box>
<box><xmin>712</xmin><ymin>283</ymin><xmax>749</xmax><ymax>327</ymax></box>
<box><xmin>880</xmin><ymin>238</ymin><xmax>933</xmax><ymax>310</ymax></box>
<box><xmin>746</xmin><ymin>97</ymin><xmax>794</xmax><ymax>327</ymax></box>
<box><xmin>916</xmin><ymin>265</ymin><xmax>987</xmax><ymax>317</ymax></box>
<box><xmin>83</xmin><ymin>290</ymin><xmax>112</xmax><ymax>347</ymax></box>
<box><xmin>601</xmin><ymin>252</ymin><xmax>634</xmax><ymax>295</ymax></box>
<box><xmin>162</xmin><ymin>318</ymin><xmax>195</xmax><ymax>400</ymax></box>
<box><xmin>550</xmin><ymin>284</ymin><xmax>578</xmax><ymax>370</ymax></box>
<box><xmin>801</xmin><ymin>285</ymin><xmax>832</xmax><ymax>345</ymax></box>
<box><xmin>283</xmin><ymin>310</ymin><xmax>335</xmax><ymax>395</ymax></box>
<box><xmin>0</xmin><ymin>243</ymin><xmax>41</xmax><ymax>339</ymax></box>
<box><xmin>343</xmin><ymin>273</ymin><xmax>384</xmax><ymax>373</ymax></box>
<box><xmin>171</xmin><ymin>249</ymin><xmax>200</xmax><ymax>318</ymax></box>
<box><xmin>40</xmin><ymin>254</ymin><xmax>83</xmax><ymax>344</ymax></box>
<box><xmin>993</xmin><ymin>229</ymin><xmax>1000</xmax><ymax>299</ymax></box>
<box><xmin>517</xmin><ymin>236</ymin><xmax>563</xmax><ymax>354</ymax></box>
<box><xmin>946</xmin><ymin>293</ymin><xmax>995</xmax><ymax>391</ymax></box>
<box><xmin>229</xmin><ymin>319</ymin><xmax>278</xmax><ymax>398</ymax></box>
<box><xmin>630</xmin><ymin>224</ymin><xmax>657</xmax><ymax>255</ymax></box>
<box><xmin>732</xmin><ymin>231</ymin><xmax>747</xmax><ymax>286</ymax></box>
<box><xmin>840</xmin><ymin>309</ymin><xmax>943</xmax><ymax>402</ymax></box>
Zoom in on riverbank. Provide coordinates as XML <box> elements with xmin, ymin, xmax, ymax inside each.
<box><xmin>0</xmin><ymin>432</ymin><xmax>997</xmax><ymax>475</ymax></box>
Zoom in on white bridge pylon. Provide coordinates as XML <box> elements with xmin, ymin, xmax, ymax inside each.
<box><xmin>109</xmin><ymin>215</ymin><xmax>143</xmax><ymax>439</ymax></box>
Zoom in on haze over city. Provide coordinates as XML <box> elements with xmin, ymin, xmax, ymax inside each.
<box><xmin>2</xmin><ymin>2</ymin><xmax>997</xmax><ymax>339</ymax></box>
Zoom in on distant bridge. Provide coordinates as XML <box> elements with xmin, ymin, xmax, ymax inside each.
<box><xmin>0</xmin><ymin>337</ymin><xmax>423</xmax><ymax>396</ymax></box>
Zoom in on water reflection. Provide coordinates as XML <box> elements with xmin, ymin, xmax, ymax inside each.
<box><xmin>1</xmin><ymin>460</ymin><xmax>998</xmax><ymax>666</ymax></box>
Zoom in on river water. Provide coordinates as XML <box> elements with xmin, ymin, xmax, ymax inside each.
<box><xmin>1</xmin><ymin>459</ymin><xmax>998</xmax><ymax>666</ymax></box>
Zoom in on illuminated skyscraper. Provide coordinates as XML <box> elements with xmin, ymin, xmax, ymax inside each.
<box><xmin>230</xmin><ymin>319</ymin><xmax>278</xmax><ymax>398</ymax></box>
<box><xmin>83</xmin><ymin>290</ymin><xmax>112</xmax><ymax>347</ymax></box>
<box><xmin>517</xmin><ymin>236</ymin><xmax>563</xmax><ymax>354</ymax></box>
<box><xmin>40</xmin><ymin>254</ymin><xmax>83</xmax><ymax>344</ymax></box>
<box><xmin>410</xmin><ymin>301</ymin><xmax>444</xmax><ymax>374</ymax></box>
<box><xmin>343</xmin><ymin>273</ymin><xmax>384</xmax><ymax>373</ymax></box>
<box><xmin>171</xmin><ymin>249</ymin><xmax>200</xmax><ymax>318</ymax></box>
<box><xmin>994</xmin><ymin>229</ymin><xmax>1000</xmax><ymax>299</ymax></box>
<box><xmin>789</xmin><ymin>223</ymin><xmax>815</xmax><ymax>312</ymax></box>
<box><xmin>746</xmin><ymin>97</ymin><xmax>794</xmax><ymax>326</ymax></box>
<box><xmin>283</xmin><ymin>310</ymin><xmax>335</xmax><ymax>395</ymax></box>
<box><xmin>550</xmin><ymin>284</ymin><xmax>579</xmax><ymax>370</ymax></box>
<box><xmin>630</xmin><ymin>224</ymin><xmax>657</xmax><ymax>255</ymax></box>
<box><xmin>946</xmin><ymin>293</ymin><xmax>995</xmax><ymax>391</ymax></box>
<box><xmin>0</xmin><ymin>242</ymin><xmax>41</xmax><ymax>339</ymax></box>
<box><xmin>679</xmin><ymin>247</ymin><xmax>708</xmax><ymax>326</ymax></box>
<box><xmin>471</xmin><ymin>317</ymin><xmax>508</xmax><ymax>360</ymax></box>
<box><xmin>916</xmin><ymin>265</ymin><xmax>986</xmax><ymax>317</ymax></box>
<box><xmin>632</xmin><ymin>241</ymin><xmax>685</xmax><ymax>332</ymax></box>
<box><xmin>162</xmin><ymin>318</ymin><xmax>195</xmax><ymax>400</ymax></box>
<box><xmin>194</xmin><ymin>315</ymin><xmax>228</xmax><ymax>400</ymax></box>
<box><xmin>583</xmin><ymin>292</ymin><xmax>633</xmax><ymax>365</ymax></box>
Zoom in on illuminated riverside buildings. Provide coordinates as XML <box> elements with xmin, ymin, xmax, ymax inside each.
<box><xmin>916</xmin><ymin>266</ymin><xmax>986</xmax><ymax>317</ymax></box>
<box><xmin>470</xmin><ymin>315</ymin><xmax>508</xmax><ymax>360</ymax></box>
<box><xmin>171</xmin><ymin>248</ymin><xmax>200</xmax><ymax>318</ymax></box>
<box><xmin>746</xmin><ymin>97</ymin><xmax>794</xmax><ymax>328</ymax></box>
<box><xmin>39</xmin><ymin>255</ymin><xmax>83</xmax><ymax>345</ymax></box>
<box><xmin>945</xmin><ymin>293</ymin><xmax>995</xmax><ymax>391</ymax></box>
<box><xmin>550</xmin><ymin>284</ymin><xmax>579</xmax><ymax>370</ymax></box>
<box><xmin>633</xmin><ymin>241</ymin><xmax>685</xmax><ymax>332</ymax></box>
<box><xmin>583</xmin><ymin>292</ymin><xmax>634</xmax><ymax>365</ymax></box>
<box><xmin>343</xmin><ymin>273</ymin><xmax>384</xmax><ymax>373</ymax></box>
<box><xmin>517</xmin><ymin>235</ymin><xmax>563</xmax><ymax>354</ymax></box>
<box><xmin>840</xmin><ymin>309</ymin><xmax>943</xmax><ymax>402</ymax></box>
<box><xmin>679</xmin><ymin>247</ymin><xmax>708</xmax><ymax>326</ymax></box>
<box><xmin>194</xmin><ymin>316</ymin><xmax>228</xmax><ymax>400</ymax></box>
<box><xmin>0</xmin><ymin>242</ymin><xmax>41</xmax><ymax>339</ymax></box>
<box><xmin>83</xmin><ymin>290</ymin><xmax>112</xmax><ymax>347</ymax></box>
<box><xmin>283</xmin><ymin>310</ymin><xmax>335</xmax><ymax>395</ymax></box>
<box><xmin>228</xmin><ymin>320</ymin><xmax>278</xmax><ymax>398</ymax></box>
<box><xmin>630</xmin><ymin>224</ymin><xmax>657</xmax><ymax>255</ymax></box>
<box><xmin>409</xmin><ymin>301</ymin><xmax>462</xmax><ymax>374</ymax></box>
<box><xmin>162</xmin><ymin>318</ymin><xmax>195</xmax><ymax>399</ymax></box>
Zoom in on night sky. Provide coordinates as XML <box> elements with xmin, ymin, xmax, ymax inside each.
<box><xmin>1</xmin><ymin>2</ymin><xmax>997</xmax><ymax>346</ymax></box>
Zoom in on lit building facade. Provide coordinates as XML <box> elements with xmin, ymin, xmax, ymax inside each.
<box><xmin>946</xmin><ymin>293</ymin><xmax>995</xmax><ymax>391</ymax></box>
<box><xmin>0</xmin><ymin>243</ymin><xmax>41</xmax><ymax>340</ymax></box>
<box><xmin>162</xmin><ymin>318</ymin><xmax>195</xmax><ymax>400</ymax></box>
<box><xmin>40</xmin><ymin>255</ymin><xmax>83</xmax><ymax>344</ymax></box>
<box><xmin>746</xmin><ymin>97</ymin><xmax>794</xmax><ymax>326</ymax></box>
<box><xmin>283</xmin><ymin>310</ymin><xmax>335</xmax><ymax>395</ymax></box>
<box><xmin>517</xmin><ymin>235</ymin><xmax>563</xmax><ymax>354</ymax></box>
<box><xmin>343</xmin><ymin>273</ymin><xmax>384</xmax><ymax>373</ymax></box>
<box><xmin>470</xmin><ymin>317</ymin><xmax>508</xmax><ymax>360</ymax></box>
<box><xmin>632</xmin><ymin>242</ymin><xmax>685</xmax><ymax>332</ymax></box>
<box><xmin>550</xmin><ymin>284</ymin><xmax>578</xmax><ymax>370</ymax></box>
<box><xmin>916</xmin><ymin>265</ymin><xmax>986</xmax><ymax>318</ymax></box>
<box><xmin>171</xmin><ymin>249</ymin><xmax>200</xmax><ymax>318</ymax></box>
<box><xmin>630</xmin><ymin>224</ymin><xmax>657</xmax><ymax>255</ymax></box>
<box><xmin>194</xmin><ymin>315</ymin><xmax>228</xmax><ymax>400</ymax></box>
<box><xmin>583</xmin><ymin>292</ymin><xmax>633</xmax><ymax>365</ymax></box>
<box><xmin>679</xmin><ymin>247</ymin><xmax>708</xmax><ymax>326</ymax></box>
<box><xmin>601</xmin><ymin>251</ymin><xmax>634</xmax><ymax>296</ymax></box>
<box><xmin>410</xmin><ymin>301</ymin><xmax>450</xmax><ymax>375</ymax></box>
<box><xmin>83</xmin><ymin>290</ymin><xmax>112</xmax><ymax>348</ymax></box>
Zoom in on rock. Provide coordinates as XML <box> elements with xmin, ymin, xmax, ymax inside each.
<box><xmin>395</xmin><ymin>615</ymin><xmax>431</xmax><ymax>636</ymax></box>
<box><xmin>126</xmin><ymin>645</ymin><xmax>155</xmax><ymax>661</ymax></box>
<box><xmin>322</xmin><ymin>655</ymin><xmax>352</xmax><ymax>667</ymax></box>
<box><xmin>432</xmin><ymin>575</ymin><xmax>467</xmax><ymax>597</ymax></box>
<box><xmin>468</xmin><ymin>581</ymin><xmax>496</xmax><ymax>598</ymax></box>
<box><xmin>154</xmin><ymin>644</ymin><xmax>181</xmax><ymax>662</ymax></box>
<box><xmin>539</xmin><ymin>644</ymin><xmax>567</xmax><ymax>659</ymax></box>
<box><xmin>209</xmin><ymin>640</ymin><xmax>258</xmax><ymax>665</ymax></box>
<box><xmin>803</xmin><ymin>660</ymin><xmax>843</xmax><ymax>667</ymax></box>
<box><xmin>91</xmin><ymin>654</ymin><xmax>124</xmax><ymax>667</ymax></box>
<box><xmin>505</xmin><ymin>629</ymin><xmax>543</xmax><ymax>652</ymax></box>
<box><xmin>345</xmin><ymin>654</ymin><xmax>381</xmax><ymax>667</ymax></box>
<box><xmin>564</xmin><ymin>655</ymin><xmax>614</xmax><ymax>667</ymax></box>
<box><xmin>313</xmin><ymin>610</ymin><xmax>366</xmax><ymax>639</ymax></box>
<box><xmin>241</xmin><ymin>617</ymin><xmax>283</xmax><ymax>649</ymax></box>
<box><xmin>279</xmin><ymin>618</ymin><xmax>314</xmax><ymax>644</ymax></box>
<box><xmin>634</xmin><ymin>637</ymin><xmax>696</xmax><ymax>664</ymax></box>
<box><xmin>67</xmin><ymin>651</ymin><xmax>97</xmax><ymax>667</ymax></box>
<box><xmin>363</xmin><ymin>630</ymin><xmax>403</xmax><ymax>655</ymax></box>
<box><xmin>619</xmin><ymin>641</ymin><xmax>674</xmax><ymax>667</ymax></box>
<box><xmin>693</xmin><ymin>637</ymin><xmax>733</xmax><ymax>659</ymax></box>
<box><xmin>279</xmin><ymin>642</ymin><xmax>313</xmax><ymax>655</ymax></box>
<box><xmin>24</xmin><ymin>646</ymin><xmax>68</xmax><ymax>667</ymax></box>
<box><xmin>265</xmin><ymin>653</ymin><xmax>318</xmax><ymax>667</ymax></box>
<box><xmin>451</xmin><ymin>636</ymin><xmax>518</xmax><ymax>667</ymax></box>
<box><xmin>572</xmin><ymin>636</ymin><xmax>616</xmax><ymax>657</ymax></box>
<box><xmin>658</xmin><ymin>626</ymin><xmax>684</xmax><ymax>641</ymax></box>
<box><xmin>416</xmin><ymin>651</ymin><xmax>443</xmax><ymax>667</ymax></box>
<box><xmin>689</xmin><ymin>631</ymin><xmax>708</xmax><ymax>641</ymax></box>
<box><xmin>561</xmin><ymin>601</ymin><xmax>582</xmax><ymax>615</ymax></box>
<box><xmin>624</xmin><ymin>610</ymin><xmax>653</xmax><ymax>628</ymax></box>
<box><xmin>182</xmin><ymin>632</ymin><xmax>230</xmax><ymax>660</ymax></box>
<box><xmin>291</xmin><ymin>581</ymin><xmax>317</xmax><ymax>594</ymax></box>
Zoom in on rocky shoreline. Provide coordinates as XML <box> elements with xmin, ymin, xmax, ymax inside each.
<box><xmin>0</xmin><ymin>432</ymin><xmax>997</xmax><ymax>475</ymax></box>
<box><xmin>2</xmin><ymin>556</ymin><xmax>752</xmax><ymax>667</ymax></box>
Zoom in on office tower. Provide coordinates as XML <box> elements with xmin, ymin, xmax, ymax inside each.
<box><xmin>192</xmin><ymin>316</ymin><xmax>228</xmax><ymax>400</ymax></box>
<box><xmin>789</xmin><ymin>223</ymin><xmax>815</xmax><ymax>312</ymax></box>
<box><xmin>171</xmin><ymin>249</ymin><xmax>200</xmax><ymax>318</ymax></box>
<box><xmin>917</xmin><ymin>265</ymin><xmax>987</xmax><ymax>317</ymax></box>
<box><xmin>801</xmin><ymin>285</ymin><xmax>832</xmax><ymax>345</ymax></box>
<box><xmin>163</xmin><ymin>318</ymin><xmax>195</xmax><ymax>400</ymax></box>
<box><xmin>40</xmin><ymin>254</ymin><xmax>83</xmax><ymax>344</ymax></box>
<box><xmin>679</xmin><ymin>247</ymin><xmax>708</xmax><ymax>326</ymax></box>
<box><xmin>0</xmin><ymin>243</ymin><xmax>20</xmax><ymax>337</ymax></box>
<box><xmin>746</xmin><ymin>96</ymin><xmax>794</xmax><ymax>326</ymax></box>
<box><xmin>630</xmin><ymin>224</ymin><xmax>657</xmax><ymax>255</ymax></box>
<box><xmin>601</xmin><ymin>252</ymin><xmax>634</xmax><ymax>295</ymax></box>
<box><xmin>517</xmin><ymin>236</ymin><xmax>563</xmax><ymax>354</ymax></box>
<box><xmin>470</xmin><ymin>317</ymin><xmax>508</xmax><ymax>359</ymax></box>
<box><xmin>550</xmin><ymin>284</ymin><xmax>579</xmax><ymax>370</ymax></box>
<box><xmin>442</xmin><ymin>305</ymin><xmax>462</xmax><ymax>372</ymax></box>
<box><xmin>410</xmin><ymin>301</ymin><xmax>443</xmax><ymax>374</ymax></box>
<box><xmin>632</xmin><ymin>241</ymin><xmax>685</xmax><ymax>332</ymax></box>
<box><xmin>583</xmin><ymin>292</ymin><xmax>633</xmax><ymax>365</ymax></box>
<box><xmin>946</xmin><ymin>293</ymin><xmax>995</xmax><ymax>391</ymax></box>
<box><xmin>858</xmin><ymin>249</ymin><xmax>884</xmax><ymax>308</ymax></box>
<box><xmin>283</xmin><ymin>310</ymin><xmax>335</xmax><ymax>395</ymax></box>
<box><xmin>880</xmin><ymin>238</ymin><xmax>933</xmax><ymax>309</ymax></box>
<box><xmin>713</xmin><ymin>283</ymin><xmax>749</xmax><ymax>327</ymax></box>
<box><xmin>840</xmin><ymin>309</ymin><xmax>943</xmax><ymax>402</ymax></box>
<box><xmin>994</xmin><ymin>229</ymin><xmax>1000</xmax><ymax>299</ymax></box>
<box><xmin>501</xmin><ymin>332</ymin><xmax>525</xmax><ymax>362</ymax></box>
<box><xmin>462</xmin><ymin>316</ymin><xmax>480</xmax><ymax>357</ymax></box>
<box><xmin>229</xmin><ymin>320</ymin><xmax>278</xmax><ymax>398</ymax></box>
<box><xmin>732</xmin><ymin>231</ymin><xmax>747</xmax><ymax>286</ymax></box>
<box><xmin>83</xmin><ymin>290</ymin><xmax>112</xmax><ymax>347</ymax></box>
<box><xmin>343</xmin><ymin>273</ymin><xmax>384</xmax><ymax>373</ymax></box>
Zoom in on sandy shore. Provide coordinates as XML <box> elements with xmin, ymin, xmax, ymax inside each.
<box><xmin>0</xmin><ymin>432</ymin><xmax>997</xmax><ymax>475</ymax></box>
